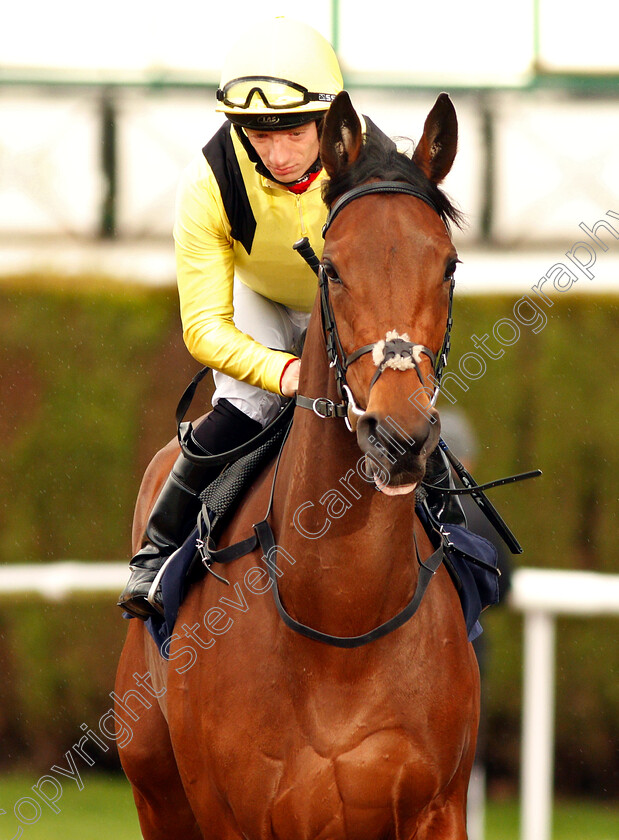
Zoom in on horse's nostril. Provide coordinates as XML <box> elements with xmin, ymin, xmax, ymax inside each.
<box><xmin>356</xmin><ymin>413</ymin><xmax>378</xmax><ymax>452</ymax></box>
<box><xmin>358</xmin><ymin>413</ymin><xmax>420</xmax><ymax>465</ymax></box>
<box><xmin>358</xmin><ymin>410</ymin><xmax>440</xmax><ymax>469</ymax></box>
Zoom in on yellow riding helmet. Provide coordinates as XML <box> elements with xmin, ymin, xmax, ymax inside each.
<box><xmin>216</xmin><ymin>17</ymin><xmax>344</xmax><ymax>131</ymax></box>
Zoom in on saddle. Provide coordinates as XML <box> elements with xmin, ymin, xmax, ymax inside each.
<box><xmin>144</xmin><ymin>406</ymin><xmax>292</xmax><ymax>654</ymax></box>
<box><xmin>416</xmin><ymin>501</ymin><xmax>500</xmax><ymax>641</ymax></box>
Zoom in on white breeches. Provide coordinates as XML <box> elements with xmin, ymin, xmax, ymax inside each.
<box><xmin>212</xmin><ymin>279</ymin><xmax>311</xmax><ymax>427</ymax></box>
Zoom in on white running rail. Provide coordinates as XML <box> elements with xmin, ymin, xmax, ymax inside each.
<box><xmin>0</xmin><ymin>561</ymin><xmax>128</xmax><ymax>600</ymax></box>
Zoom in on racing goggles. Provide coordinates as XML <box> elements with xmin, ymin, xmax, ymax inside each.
<box><xmin>217</xmin><ymin>76</ymin><xmax>337</xmax><ymax>110</ymax></box>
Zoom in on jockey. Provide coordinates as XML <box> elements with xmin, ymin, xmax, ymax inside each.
<box><xmin>119</xmin><ymin>18</ymin><xmax>346</xmax><ymax>619</ymax></box>
<box><xmin>118</xmin><ymin>17</ymin><xmax>463</xmax><ymax>620</ymax></box>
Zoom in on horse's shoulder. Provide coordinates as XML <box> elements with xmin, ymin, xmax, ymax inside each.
<box><xmin>217</xmin><ymin>456</ymin><xmax>278</xmax><ymax>552</ymax></box>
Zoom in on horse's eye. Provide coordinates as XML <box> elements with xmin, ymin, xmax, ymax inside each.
<box><xmin>322</xmin><ymin>261</ymin><xmax>342</xmax><ymax>284</ymax></box>
<box><xmin>444</xmin><ymin>259</ymin><xmax>460</xmax><ymax>284</ymax></box>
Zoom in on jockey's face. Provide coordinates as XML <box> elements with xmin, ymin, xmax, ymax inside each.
<box><xmin>245</xmin><ymin>121</ymin><xmax>320</xmax><ymax>183</ymax></box>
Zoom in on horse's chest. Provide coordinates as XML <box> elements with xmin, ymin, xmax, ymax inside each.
<box><xmin>267</xmin><ymin>727</ymin><xmax>449</xmax><ymax>840</ymax></box>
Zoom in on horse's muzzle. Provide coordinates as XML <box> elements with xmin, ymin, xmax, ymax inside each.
<box><xmin>356</xmin><ymin>409</ymin><xmax>440</xmax><ymax>491</ymax></box>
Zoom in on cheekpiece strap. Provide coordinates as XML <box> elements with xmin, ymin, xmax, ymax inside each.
<box><xmin>295</xmin><ymin>393</ymin><xmax>349</xmax><ymax>419</ymax></box>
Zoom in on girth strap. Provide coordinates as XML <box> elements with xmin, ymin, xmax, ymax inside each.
<box><xmin>253</xmin><ymin>519</ymin><xmax>443</xmax><ymax>649</ymax></box>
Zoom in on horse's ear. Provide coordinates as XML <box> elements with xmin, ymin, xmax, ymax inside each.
<box><xmin>412</xmin><ymin>93</ymin><xmax>458</xmax><ymax>184</ymax></box>
<box><xmin>320</xmin><ymin>91</ymin><xmax>363</xmax><ymax>179</ymax></box>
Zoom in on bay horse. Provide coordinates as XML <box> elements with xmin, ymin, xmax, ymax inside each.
<box><xmin>115</xmin><ymin>91</ymin><xmax>479</xmax><ymax>840</ymax></box>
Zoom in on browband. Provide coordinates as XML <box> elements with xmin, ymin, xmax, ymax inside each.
<box><xmin>323</xmin><ymin>181</ymin><xmax>443</xmax><ymax>237</ymax></box>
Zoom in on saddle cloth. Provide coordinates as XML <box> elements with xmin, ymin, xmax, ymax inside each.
<box><xmin>142</xmin><ymin>421</ymin><xmax>290</xmax><ymax>654</ymax></box>
<box><xmin>417</xmin><ymin>506</ymin><xmax>500</xmax><ymax>642</ymax></box>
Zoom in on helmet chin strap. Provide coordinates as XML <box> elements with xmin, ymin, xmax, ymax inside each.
<box><xmin>253</xmin><ymin>148</ymin><xmax>321</xmax><ymax>188</ymax></box>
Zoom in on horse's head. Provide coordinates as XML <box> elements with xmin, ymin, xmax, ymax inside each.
<box><xmin>319</xmin><ymin>91</ymin><xmax>463</xmax><ymax>495</ymax></box>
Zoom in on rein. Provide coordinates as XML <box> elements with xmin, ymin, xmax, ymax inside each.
<box><xmin>255</xmin><ymin>519</ymin><xmax>444</xmax><ymax>649</ymax></box>
<box><xmin>190</xmin><ymin>182</ymin><xmax>458</xmax><ymax>648</ymax></box>
<box><xmin>194</xmin><ymin>420</ymin><xmax>445</xmax><ymax>649</ymax></box>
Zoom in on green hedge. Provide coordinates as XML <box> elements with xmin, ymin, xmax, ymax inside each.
<box><xmin>0</xmin><ymin>278</ymin><xmax>616</xmax><ymax>795</ymax></box>
<box><xmin>0</xmin><ymin>278</ymin><xmax>200</xmax><ymax>770</ymax></box>
<box><xmin>448</xmin><ymin>294</ymin><xmax>618</xmax><ymax>797</ymax></box>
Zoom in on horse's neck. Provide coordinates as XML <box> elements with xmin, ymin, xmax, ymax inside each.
<box><xmin>272</xmin><ymin>319</ymin><xmax>420</xmax><ymax>633</ymax></box>
<box><xmin>278</xmin><ymin>415</ymin><xmax>417</xmax><ymax>559</ymax></box>
<box><xmin>278</xmin><ymin>312</ymin><xmax>361</xmax><ymax>525</ymax></box>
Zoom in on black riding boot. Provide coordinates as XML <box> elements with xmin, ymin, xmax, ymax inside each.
<box><xmin>118</xmin><ymin>399</ymin><xmax>261</xmax><ymax>620</ymax></box>
<box><xmin>424</xmin><ymin>447</ymin><xmax>467</xmax><ymax>527</ymax></box>
<box><xmin>117</xmin><ymin>450</ymin><xmax>211</xmax><ymax>619</ymax></box>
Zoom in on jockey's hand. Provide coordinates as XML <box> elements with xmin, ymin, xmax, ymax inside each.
<box><xmin>281</xmin><ymin>359</ymin><xmax>301</xmax><ymax>397</ymax></box>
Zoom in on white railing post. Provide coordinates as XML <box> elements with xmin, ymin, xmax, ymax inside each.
<box><xmin>520</xmin><ymin>610</ymin><xmax>556</xmax><ymax>840</ymax></box>
<box><xmin>510</xmin><ymin>569</ymin><xmax>619</xmax><ymax>840</ymax></box>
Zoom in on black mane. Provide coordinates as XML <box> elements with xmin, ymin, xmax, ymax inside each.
<box><xmin>322</xmin><ymin>129</ymin><xmax>465</xmax><ymax>232</ymax></box>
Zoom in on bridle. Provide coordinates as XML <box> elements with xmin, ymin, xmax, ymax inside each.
<box><xmin>292</xmin><ymin>180</ymin><xmax>540</xmax><ymax>556</ymax></box>
<box><xmin>294</xmin><ymin>181</ymin><xmax>455</xmax><ymax>431</ymax></box>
